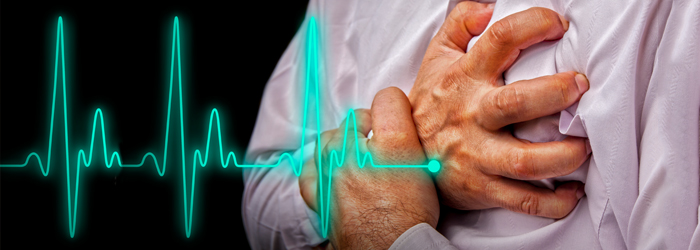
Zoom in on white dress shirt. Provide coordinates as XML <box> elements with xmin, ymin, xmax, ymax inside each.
<box><xmin>242</xmin><ymin>0</ymin><xmax>700</xmax><ymax>249</ymax></box>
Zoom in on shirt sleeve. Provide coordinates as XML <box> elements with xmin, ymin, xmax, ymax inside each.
<box><xmin>389</xmin><ymin>223</ymin><xmax>458</xmax><ymax>250</ymax></box>
<box><xmin>627</xmin><ymin>0</ymin><xmax>700</xmax><ymax>248</ymax></box>
<box><xmin>243</xmin><ymin>146</ymin><xmax>326</xmax><ymax>250</ymax></box>
<box><xmin>241</xmin><ymin>2</ymin><xmax>329</xmax><ymax>249</ymax></box>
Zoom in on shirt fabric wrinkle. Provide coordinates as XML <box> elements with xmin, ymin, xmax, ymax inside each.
<box><xmin>242</xmin><ymin>0</ymin><xmax>700</xmax><ymax>249</ymax></box>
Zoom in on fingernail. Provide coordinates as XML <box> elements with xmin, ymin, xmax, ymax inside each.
<box><xmin>575</xmin><ymin>73</ymin><xmax>589</xmax><ymax>93</ymax></box>
<box><xmin>576</xmin><ymin>185</ymin><xmax>585</xmax><ymax>199</ymax></box>
<box><xmin>487</xmin><ymin>3</ymin><xmax>495</xmax><ymax>9</ymax></box>
<box><xmin>558</xmin><ymin>14</ymin><xmax>570</xmax><ymax>31</ymax></box>
<box><xmin>585</xmin><ymin>139</ymin><xmax>592</xmax><ymax>155</ymax></box>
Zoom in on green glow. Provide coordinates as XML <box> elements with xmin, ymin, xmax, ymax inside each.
<box><xmin>428</xmin><ymin>160</ymin><xmax>441</xmax><ymax>173</ymax></box>
<box><xmin>0</xmin><ymin>16</ymin><xmax>438</xmax><ymax>239</ymax></box>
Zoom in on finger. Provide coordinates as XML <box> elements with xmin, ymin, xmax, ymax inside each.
<box><xmin>315</xmin><ymin>129</ymin><xmax>337</xmax><ymax>169</ymax></box>
<box><xmin>314</xmin><ymin>129</ymin><xmax>337</xmax><ymax>191</ymax></box>
<box><xmin>313</xmin><ymin>129</ymin><xmax>340</xmax><ymax>218</ymax></box>
<box><xmin>304</xmin><ymin>128</ymin><xmax>337</xmax><ymax>213</ymax></box>
<box><xmin>487</xmin><ymin>178</ymin><xmax>585</xmax><ymax>218</ymax></box>
<box><xmin>299</xmin><ymin>158</ymin><xmax>319</xmax><ymax>212</ymax></box>
<box><xmin>478</xmin><ymin>72</ymin><xmax>589</xmax><ymax>130</ymax></box>
<box><xmin>337</xmin><ymin>109</ymin><xmax>372</xmax><ymax>140</ymax></box>
<box><xmin>329</xmin><ymin>109</ymin><xmax>371</xmax><ymax>166</ymax></box>
<box><xmin>368</xmin><ymin>87</ymin><xmax>426</xmax><ymax>164</ymax></box>
<box><xmin>463</xmin><ymin>7</ymin><xmax>569</xmax><ymax>80</ymax></box>
<box><xmin>483</xmin><ymin>136</ymin><xmax>589</xmax><ymax>180</ymax></box>
<box><xmin>433</xmin><ymin>2</ymin><xmax>494</xmax><ymax>53</ymax></box>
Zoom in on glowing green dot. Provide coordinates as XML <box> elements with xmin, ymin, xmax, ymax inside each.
<box><xmin>428</xmin><ymin>160</ymin><xmax>440</xmax><ymax>173</ymax></box>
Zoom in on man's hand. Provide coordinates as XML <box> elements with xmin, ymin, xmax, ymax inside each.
<box><xmin>299</xmin><ymin>87</ymin><xmax>439</xmax><ymax>249</ymax></box>
<box><xmin>408</xmin><ymin>2</ymin><xmax>590</xmax><ymax>218</ymax></box>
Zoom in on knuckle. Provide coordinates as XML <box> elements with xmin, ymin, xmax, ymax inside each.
<box><xmin>317</xmin><ymin>131</ymin><xmax>332</xmax><ymax>151</ymax></box>
<box><xmin>453</xmin><ymin>1</ymin><xmax>473</xmax><ymax>23</ymax></box>
<box><xmin>453</xmin><ymin>1</ymin><xmax>478</xmax><ymax>22</ymax></box>
<box><xmin>509</xmin><ymin>147</ymin><xmax>534</xmax><ymax>179</ymax></box>
<box><xmin>440</xmin><ymin>1</ymin><xmax>472</xmax><ymax>49</ymax></box>
<box><xmin>353</xmin><ymin>108</ymin><xmax>369</xmax><ymax>119</ymax></box>
<box><xmin>411</xmin><ymin>110</ymin><xmax>432</xmax><ymax>137</ymax></box>
<box><xmin>563</xmin><ymin>143</ymin><xmax>580</xmax><ymax>174</ymax></box>
<box><xmin>372</xmin><ymin>132</ymin><xmax>412</xmax><ymax>159</ymax></box>
<box><xmin>380</xmin><ymin>130</ymin><xmax>411</xmax><ymax>144</ymax></box>
<box><xmin>553</xmin><ymin>75</ymin><xmax>574</xmax><ymax>105</ymax></box>
<box><xmin>376</xmin><ymin>86</ymin><xmax>401</xmax><ymax>100</ymax></box>
<box><xmin>321</xmin><ymin>142</ymin><xmax>332</xmax><ymax>157</ymax></box>
<box><xmin>410</xmin><ymin>101</ymin><xmax>438</xmax><ymax>140</ymax></box>
<box><xmin>448</xmin><ymin>4</ymin><xmax>464</xmax><ymax>27</ymax></box>
<box><xmin>320</xmin><ymin>130</ymin><xmax>333</xmax><ymax>141</ymax></box>
<box><xmin>529</xmin><ymin>7</ymin><xmax>558</xmax><ymax>30</ymax></box>
<box><xmin>487</xmin><ymin>19</ymin><xmax>514</xmax><ymax>48</ymax></box>
<box><xmin>491</xmin><ymin>87</ymin><xmax>523</xmax><ymax>122</ymax></box>
<box><xmin>454</xmin><ymin>1</ymin><xmax>470</xmax><ymax>14</ymax></box>
<box><xmin>519</xmin><ymin>193</ymin><xmax>540</xmax><ymax>215</ymax></box>
<box><xmin>483</xmin><ymin>179</ymin><xmax>500</xmax><ymax>205</ymax></box>
<box><xmin>323</xmin><ymin>138</ymin><xmax>341</xmax><ymax>156</ymax></box>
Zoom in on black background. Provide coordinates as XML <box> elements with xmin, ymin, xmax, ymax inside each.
<box><xmin>1</xmin><ymin>0</ymin><xmax>309</xmax><ymax>248</ymax></box>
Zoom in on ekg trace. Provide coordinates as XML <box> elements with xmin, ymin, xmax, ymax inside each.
<box><xmin>0</xmin><ymin>16</ymin><xmax>439</xmax><ymax>239</ymax></box>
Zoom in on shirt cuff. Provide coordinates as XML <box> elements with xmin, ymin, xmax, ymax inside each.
<box><xmin>389</xmin><ymin>223</ymin><xmax>458</xmax><ymax>250</ymax></box>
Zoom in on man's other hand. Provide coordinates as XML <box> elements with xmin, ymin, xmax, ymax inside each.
<box><xmin>299</xmin><ymin>87</ymin><xmax>439</xmax><ymax>249</ymax></box>
<box><xmin>408</xmin><ymin>2</ymin><xmax>590</xmax><ymax>218</ymax></box>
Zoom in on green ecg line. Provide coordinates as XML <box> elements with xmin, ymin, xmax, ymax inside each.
<box><xmin>0</xmin><ymin>16</ymin><xmax>440</xmax><ymax>239</ymax></box>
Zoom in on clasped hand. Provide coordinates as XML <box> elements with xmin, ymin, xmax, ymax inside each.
<box><xmin>299</xmin><ymin>2</ymin><xmax>591</xmax><ymax>249</ymax></box>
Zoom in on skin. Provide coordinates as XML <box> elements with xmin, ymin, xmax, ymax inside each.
<box><xmin>408</xmin><ymin>2</ymin><xmax>590</xmax><ymax>218</ymax></box>
<box><xmin>300</xmin><ymin>87</ymin><xmax>438</xmax><ymax>250</ymax></box>
<box><xmin>299</xmin><ymin>2</ymin><xmax>592</xmax><ymax>249</ymax></box>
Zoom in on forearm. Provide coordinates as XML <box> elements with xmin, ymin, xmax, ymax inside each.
<box><xmin>330</xmin><ymin>198</ymin><xmax>436</xmax><ymax>249</ymax></box>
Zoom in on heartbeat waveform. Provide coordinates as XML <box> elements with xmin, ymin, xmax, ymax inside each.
<box><xmin>0</xmin><ymin>16</ymin><xmax>439</xmax><ymax>239</ymax></box>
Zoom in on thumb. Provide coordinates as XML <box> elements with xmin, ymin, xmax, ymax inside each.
<box><xmin>368</xmin><ymin>87</ymin><xmax>426</xmax><ymax>164</ymax></box>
